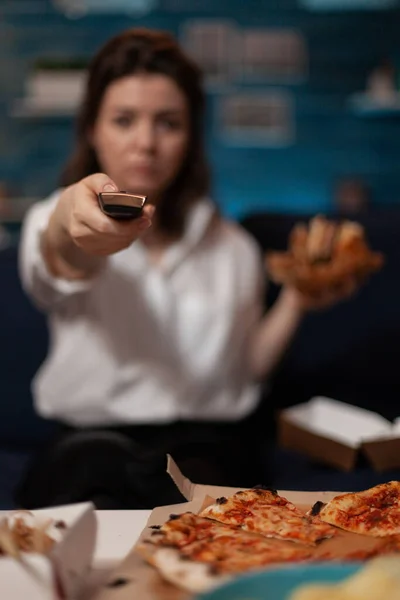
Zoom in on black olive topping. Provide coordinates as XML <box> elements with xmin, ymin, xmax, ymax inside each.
<box><xmin>310</xmin><ymin>501</ymin><xmax>326</xmax><ymax>516</ymax></box>
<box><xmin>216</xmin><ymin>497</ymin><xmax>228</xmax><ymax>504</ymax></box>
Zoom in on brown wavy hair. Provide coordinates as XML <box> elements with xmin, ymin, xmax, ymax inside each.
<box><xmin>61</xmin><ymin>28</ymin><xmax>211</xmax><ymax>238</ymax></box>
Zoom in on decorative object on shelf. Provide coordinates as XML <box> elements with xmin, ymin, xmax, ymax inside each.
<box><xmin>240</xmin><ymin>29</ymin><xmax>308</xmax><ymax>84</ymax></box>
<box><xmin>11</xmin><ymin>58</ymin><xmax>87</xmax><ymax>118</ymax></box>
<box><xmin>181</xmin><ymin>22</ymin><xmax>308</xmax><ymax>88</ymax></box>
<box><xmin>300</xmin><ymin>0</ymin><xmax>396</xmax><ymax>10</ymax></box>
<box><xmin>334</xmin><ymin>177</ymin><xmax>371</xmax><ymax>215</ymax></box>
<box><xmin>180</xmin><ymin>20</ymin><xmax>238</xmax><ymax>89</ymax></box>
<box><xmin>366</xmin><ymin>59</ymin><xmax>397</xmax><ymax>103</ymax></box>
<box><xmin>218</xmin><ymin>90</ymin><xmax>295</xmax><ymax>147</ymax></box>
<box><xmin>349</xmin><ymin>58</ymin><xmax>400</xmax><ymax>117</ymax></box>
<box><xmin>53</xmin><ymin>0</ymin><xmax>157</xmax><ymax>17</ymax></box>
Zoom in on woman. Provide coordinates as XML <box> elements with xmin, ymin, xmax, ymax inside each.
<box><xmin>18</xmin><ymin>28</ymin><xmax>355</xmax><ymax>509</ymax></box>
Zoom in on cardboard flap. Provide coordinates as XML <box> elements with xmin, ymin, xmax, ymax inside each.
<box><xmin>166</xmin><ymin>455</ymin><xmax>341</xmax><ymax>504</ymax></box>
<box><xmin>49</xmin><ymin>502</ymin><xmax>96</xmax><ymax>599</ymax></box>
<box><xmin>278</xmin><ymin>413</ymin><xmax>358</xmax><ymax>472</ymax></box>
<box><xmin>282</xmin><ymin>397</ymin><xmax>392</xmax><ymax>448</ymax></box>
<box><xmin>166</xmin><ymin>455</ymin><xmax>246</xmax><ymax>500</ymax></box>
<box><xmin>361</xmin><ymin>437</ymin><xmax>400</xmax><ymax>471</ymax></box>
<box><xmin>166</xmin><ymin>454</ymin><xmax>197</xmax><ymax>501</ymax></box>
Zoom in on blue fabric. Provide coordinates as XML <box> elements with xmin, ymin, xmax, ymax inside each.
<box><xmin>0</xmin><ymin>448</ymin><xmax>32</xmax><ymax>509</ymax></box>
<box><xmin>0</xmin><ymin>245</ymin><xmax>54</xmax><ymax>507</ymax></box>
<box><xmin>0</xmin><ymin>246</ymin><xmax>56</xmax><ymax>445</ymax></box>
<box><xmin>269</xmin><ymin>448</ymin><xmax>400</xmax><ymax>492</ymax></box>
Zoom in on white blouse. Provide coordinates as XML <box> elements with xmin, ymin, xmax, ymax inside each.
<box><xmin>19</xmin><ymin>192</ymin><xmax>265</xmax><ymax>427</ymax></box>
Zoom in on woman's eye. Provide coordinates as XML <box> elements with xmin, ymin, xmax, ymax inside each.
<box><xmin>159</xmin><ymin>118</ymin><xmax>181</xmax><ymax>130</ymax></box>
<box><xmin>113</xmin><ymin>115</ymin><xmax>132</xmax><ymax>128</ymax></box>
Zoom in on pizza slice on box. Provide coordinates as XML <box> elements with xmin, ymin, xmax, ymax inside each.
<box><xmin>199</xmin><ymin>488</ymin><xmax>336</xmax><ymax>545</ymax></box>
<box><xmin>310</xmin><ymin>481</ymin><xmax>400</xmax><ymax>537</ymax></box>
<box><xmin>139</xmin><ymin>512</ymin><xmax>312</xmax><ymax>593</ymax></box>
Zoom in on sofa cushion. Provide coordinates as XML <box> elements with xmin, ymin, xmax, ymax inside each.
<box><xmin>0</xmin><ymin>245</ymin><xmax>55</xmax><ymax>445</ymax></box>
<box><xmin>0</xmin><ymin>447</ymin><xmax>32</xmax><ymax>509</ymax></box>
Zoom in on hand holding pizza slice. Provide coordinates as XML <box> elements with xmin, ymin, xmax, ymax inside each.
<box><xmin>266</xmin><ymin>215</ymin><xmax>384</xmax><ymax>302</ymax></box>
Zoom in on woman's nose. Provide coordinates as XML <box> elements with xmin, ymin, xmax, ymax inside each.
<box><xmin>133</xmin><ymin>120</ymin><xmax>156</xmax><ymax>152</ymax></box>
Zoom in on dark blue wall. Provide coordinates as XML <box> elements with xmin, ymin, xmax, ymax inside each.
<box><xmin>1</xmin><ymin>0</ymin><xmax>400</xmax><ymax>218</ymax></box>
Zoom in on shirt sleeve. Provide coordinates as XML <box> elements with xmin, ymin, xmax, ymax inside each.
<box><xmin>18</xmin><ymin>190</ymin><xmax>100</xmax><ymax>311</ymax></box>
<box><xmin>243</xmin><ymin>227</ymin><xmax>267</xmax><ymax>317</ymax></box>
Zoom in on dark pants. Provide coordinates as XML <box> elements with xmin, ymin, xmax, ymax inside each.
<box><xmin>15</xmin><ymin>410</ymin><xmax>270</xmax><ymax>510</ymax></box>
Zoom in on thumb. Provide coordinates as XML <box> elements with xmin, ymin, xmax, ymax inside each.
<box><xmin>83</xmin><ymin>172</ymin><xmax>118</xmax><ymax>195</ymax></box>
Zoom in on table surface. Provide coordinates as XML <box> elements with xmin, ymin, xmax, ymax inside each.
<box><xmin>94</xmin><ymin>509</ymin><xmax>151</xmax><ymax>567</ymax></box>
<box><xmin>82</xmin><ymin>509</ymin><xmax>152</xmax><ymax>599</ymax></box>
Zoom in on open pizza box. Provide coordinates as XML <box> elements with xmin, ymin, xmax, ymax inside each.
<box><xmin>91</xmin><ymin>456</ymin><xmax>393</xmax><ymax>600</ymax></box>
<box><xmin>278</xmin><ymin>396</ymin><xmax>400</xmax><ymax>472</ymax></box>
<box><xmin>0</xmin><ymin>502</ymin><xmax>96</xmax><ymax>600</ymax></box>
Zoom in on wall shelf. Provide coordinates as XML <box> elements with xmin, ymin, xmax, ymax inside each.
<box><xmin>300</xmin><ymin>0</ymin><xmax>396</xmax><ymax>9</ymax></box>
<box><xmin>349</xmin><ymin>92</ymin><xmax>400</xmax><ymax>117</ymax></box>
<box><xmin>10</xmin><ymin>98</ymin><xmax>76</xmax><ymax>119</ymax></box>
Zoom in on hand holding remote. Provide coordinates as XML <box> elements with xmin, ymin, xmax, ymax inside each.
<box><xmin>52</xmin><ymin>173</ymin><xmax>154</xmax><ymax>258</ymax></box>
<box><xmin>98</xmin><ymin>190</ymin><xmax>147</xmax><ymax>220</ymax></box>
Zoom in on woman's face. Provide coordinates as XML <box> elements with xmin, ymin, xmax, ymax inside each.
<box><xmin>91</xmin><ymin>73</ymin><xmax>190</xmax><ymax>200</ymax></box>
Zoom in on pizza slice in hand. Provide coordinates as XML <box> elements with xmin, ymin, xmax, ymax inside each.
<box><xmin>266</xmin><ymin>215</ymin><xmax>384</xmax><ymax>296</ymax></box>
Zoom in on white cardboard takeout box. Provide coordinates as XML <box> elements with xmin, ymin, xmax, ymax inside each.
<box><xmin>0</xmin><ymin>502</ymin><xmax>96</xmax><ymax>600</ymax></box>
<box><xmin>278</xmin><ymin>396</ymin><xmax>400</xmax><ymax>471</ymax></box>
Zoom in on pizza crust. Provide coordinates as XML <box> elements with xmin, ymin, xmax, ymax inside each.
<box><xmin>150</xmin><ymin>547</ymin><xmax>229</xmax><ymax>593</ymax></box>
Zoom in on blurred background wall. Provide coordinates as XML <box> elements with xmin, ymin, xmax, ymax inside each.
<box><xmin>1</xmin><ymin>0</ymin><xmax>400</xmax><ymax>223</ymax></box>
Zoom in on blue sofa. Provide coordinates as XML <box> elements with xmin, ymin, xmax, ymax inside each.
<box><xmin>0</xmin><ymin>207</ymin><xmax>400</xmax><ymax>507</ymax></box>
